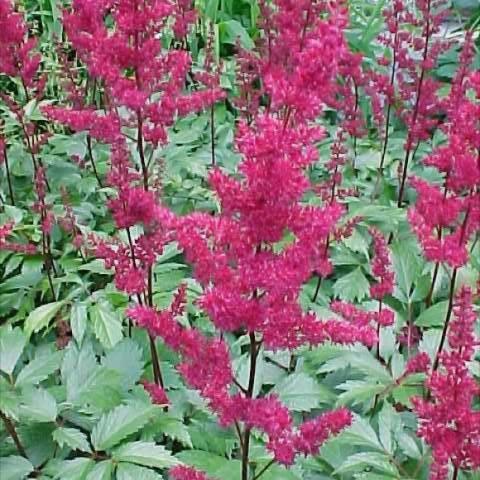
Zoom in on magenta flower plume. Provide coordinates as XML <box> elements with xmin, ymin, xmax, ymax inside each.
<box><xmin>412</xmin><ymin>288</ymin><xmax>480</xmax><ymax>479</ymax></box>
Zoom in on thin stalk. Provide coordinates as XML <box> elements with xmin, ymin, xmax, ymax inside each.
<box><xmin>432</xmin><ymin>267</ymin><xmax>457</xmax><ymax>371</ymax></box>
<box><xmin>433</xmin><ymin>189</ymin><xmax>473</xmax><ymax>370</ymax></box>
<box><xmin>376</xmin><ymin>300</ymin><xmax>383</xmax><ymax>360</ymax></box>
<box><xmin>3</xmin><ymin>141</ymin><xmax>15</xmax><ymax>205</ymax></box>
<box><xmin>252</xmin><ymin>459</ymin><xmax>275</xmax><ymax>480</ymax></box>
<box><xmin>397</xmin><ymin>1</ymin><xmax>431</xmax><ymax>207</ymax></box>
<box><xmin>210</xmin><ymin>105</ymin><xmax>216</xmax><ymax>166</ymax></box>
<box><xmin>86</xmin><ymin>135</ymin><xmax>103</xmax><ymax>187</ymax></box>
<box><xmin>137</xmin><ymin>111</ymin><xmax>148</xmax><ymax>190</ymax></box>
<box><xmin>452</xmin><ymin>466</ymin><xmax>458</xmax><ymax>480</ymax></box>
<box><xmin>426</xmin><ymin>227</ymin><xmax>443</xmax><ymax>307</ymax></box>
<box><xmin>241</xmin><ymin>332</ymin><xmax>260</xmax><ymax>480</ymax></box>
<box><xmin>352</xmin><ymin>81</ymin><xmax>359</xmax><ymax>171</ymax></box>
<box><xmin>425</xmin><ymin>261</ymin><xmax>440</xmax><ymax>308</ymax></box>
<box><xmin>0</xmin><ymin>410</ymin><xmax>27</xmax><ymax>457</ymax></box>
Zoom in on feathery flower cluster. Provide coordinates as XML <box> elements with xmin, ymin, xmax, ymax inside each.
<box><xmin>129</xmin><ymin>3</ymin><xmax>375</xmax><ymax>472</ymax></box>
<box><xmin>0</xmin><ymin>0</ymin><xmax>41</xmax><ymax>87</ymax></box>
<box><xmin>44</xmin><ymin>0</ymin><xmax>222</xmax><ymax>148</ymax></box>
<box><xmin>170</xmin><ymin>466</ymin><xmax>213</xmax><ymax>480</ymax></box>
<box><xmin>412</xmin><ymin>288</ymin><xmax>480</xmax><ymax>479</ymax></box>
<box><xmin>0</xmin><ymin>223</ymin><xmax>36</xmax><ymax>254</ymax></box>
<box><xmin>372</xmin><ymin>0</ymin><xmax>449</xmax><ymax>147</ymax></box>
<box><xmin>408</xmin><ymin>70</ymin><xmax>480</xmax><ymax>268</ymax></box>
<box><xmin>369</xmin><ymin>228</ymin><xmax>395</xmax><ymax>300</ymax></box>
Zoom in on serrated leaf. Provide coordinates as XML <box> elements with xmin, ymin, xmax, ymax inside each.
<box><xmin>391</xmin><ymin>242</ymin><xmax>422</xmax><ymax>300</ymax></box>
<box><xmin>0</xmin><ymin>456</ymin><xmax>34</xmax><ymax>480</ymax></box>
<box><xmin>155</xmin><ymin>416</ymin><xmax>192</xmax><ymax>448</ymax></box>
<box><xmin>0</xmin><ymin>377</ymin><xmax>20</xmax><ymax>420</ymax></box>
<box><xmin>113</xmin><ymin>441</ymin><xmax>179</xmax><ymax>469</ymax></box>
<box><xmin>378</xmin><ymin>403</ymin><xmax>400</xmax><ymax>454</ymax></box>
<box><xmin>63</xmin><ymin>343</ymin><xmax>122</xmax><ymax>408</ymax></box>
<box><xmin>271</xmin><ymin>373</ymin><xmax>333</xmax><ymax>411</ymax></box>
<box><xmin>53</xmin><ymin>427</ymin><xmax>91</xmax><ymax>453</ymax></box>
<box><xmin>53</xmin><ymin>458</ymin><xmax>94</xmax><ymax>479</ymax></box>
<box><xmin>396</xmin><ymin>431</ymin><xmax>422</xmax><ymax>459</ymax></box>
<box><xmin>333</xmin><ymin>268</ymin><xmax>370</xmax><ymax>302</ymax></box>
<box><xmin>86</xmin><ymin>461</ymin><xmax>113</xmax><ymax>480</ymax></box>
<box><xmin>16</xmin><ymin>351</ymin><xmax>63</xmax><ymax>387</ymax></box>
<box><xmin>102</xmin><ymin>339</ymin><xmax>144</xmax><ymax>390</ymax></box>
<box><xmin>318</xmin><ymin>347</ymin><xmax>392</xmax><ymax>384</ymax></box>
<box><xmin>116</xmin><ymin>463</ymin><xmax>163</xmax><ymax>480</ymax></box>
<box><xmin>334</xmin><ymin>452</ymin><xmax>399</xmax><ymax>476</ymax></box>
<box><xmin>415</xmin><ymin>301</ymin><xmax>448</xmax><ymax>327</ymax></box>
<box><xmin>71</xmin><ymin>302</ymin><xmax>88</xmax><ymax>344</ymax></box>
<box><xmin>0</xmin><ymin>326</ymin><xmax>26</xmax><ymax>375</ymax></box>
<box><xmin>20</xmin><ymin>387</ymin><xmax>57</xmax><ymax>423</ymax></box>
<box><xmin>25</xmin><ymin>301</ymin><xmax>64</xmax><ymax>337</ymax></box>
<box><xmin>419</xmin><ymin>329</ymin><xmax>442</xmax><ymax>362</ymax></box>
<box><xmin>336</xmin><ymin>381</ymin><xmax>385</xmax><ymax>407</ymax></box>
<box><xmin>340</xmin><ymin>415</ymin><xmax>384</xmax><ymax>451</ymax></box>
<box><xmin>91</xmin><ymin>403</ymin><xmax>157</xmax><ymax>451</ymax></box>
<box><xmin>90</xmin><ymin>303</ymin><xmax>123</xmax><ymax>349</ymax></box>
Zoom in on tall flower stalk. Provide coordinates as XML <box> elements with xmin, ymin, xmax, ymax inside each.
<box><xmin>45</xmin><ymin>0</ymin><xmax>223</xmax><ymax>386</ymax></box>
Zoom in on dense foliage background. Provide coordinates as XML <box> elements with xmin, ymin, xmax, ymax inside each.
<box><xmin>0</xmin><ymin>1</ymin><xmax>479</xmax><ymax>480</ymax></box>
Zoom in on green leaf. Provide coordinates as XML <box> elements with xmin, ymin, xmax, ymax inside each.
<box><xmin>116</xmin><ymin>463</ymin><xmax>163</xmax><ymax>480</ymax></box>
<box><xmin>218</xmin><ymin>20</ymin><xmax>254</xmax><ymax>49</ymax></box>
<box><xmin>271</xmin><ymin>373</ymin><xmax>334</xmax><ymax>411</ymax></box>
<box><xmin>102</xmin><ymin>339</ymin><xmax>144</xmax><ymax>390</ymax></box>
<box><xmin>53</xmin><ymin>427</ymin><xmax>91</xmax><ymax>453</ymax></box>
<box><xmin>16</xmin><ymin>351</ymin><xmax>63</xmax><ymax>387</ymax></box>
<box><xmin>91</xmin><ymin>403</ymin><xmax>158</xmax><ymax>451</ymax></box>
<box><xmin>90</xmin><ymin>303</ymin><xmax>123</xmax><ymax>349</ymax></box>
<box><xmin>391</xmin><ymin>242</ymin><xmax>422</xmax><ymax>300</ymax></box>
<box><xmin>378</xmin><ymin>403</ymin><xmax>400</xmax><ymax>454</ymax></box>
<box><xmin>113</xmin><ymin>441</ymin><xmax>179</xmax><ymax>469</ymax></box>
<box><xmin>25</xmin><ymin>301</ymin><xmax>64</xmax><ymax>337</ymax></box>
<box><xmin>318</xmin><ymin>347</ymin><xmax>392</xmax><ymax>384</ymax></box>
<box><xmin>62</xmin><ymin>343</ymin><xmax>122</xmax><ymax>408</ymax></box>
<box><xmin>0</xmin><ymin>377</ymin><xmax>20</xmax><ymax>420</ymax></box>
<box><xmin>20</xmin><ymin>387</ymin><xmax>57</xmax><ymax>423</ymax></box>
<box><xmin>415</xmin><ymin>301</ymin><xmax>448</xmax><ymax>327</ymax></box>
<box><xmin>53</xmin><ymin>458</ymin><xmax>94</xmax><ymax>479</ymax></box>
<box><xmin>155</xmin><ymin>416</ymin><xmax>192</xmax><ymax>448</ymax></box>
<box><xmin>336</xmin><ymin>381</ymin><xmax>385</xmax><ymax>407</ymax></box>
<box><xmin>396</xmin><ymin>431</ymin><xmax>422</xmax><ymax>459</ymax></box>
<box><xmin>0</xmin><ymin>456</ymin><xmax>34</xmax><ymax>480</ymax></box>
<box><xmin>0</xmin><ymin>326</ymin><xmax>26</xmax><ymax>375</ymax></box>
<box><xmin>340</xmin><ymin>415</ymin><xmax>384</xmax><ymax>451</ymax></box>
<box><xmin>71</xmin><ymin>302</ymin><xmax>88</xmax><ymax>344</ymax></box>
<box><xmin>334</xmin><ymin>452</ymin><xmax>399</xmax><ymax>476</ymax></box>
<box><xmin>333</xmin><ymin>268</ymin><xmax>370</xmax><ymax>302</ymax></box>
<box><xmin>176</xmin><ymin>450</ymin><xmax>241</xmax><ymax>480</ymax></box>
<box><xmin>86</xmin><ymin>461</ymin><xmax>114</xmax><ymax>480</ymax></box>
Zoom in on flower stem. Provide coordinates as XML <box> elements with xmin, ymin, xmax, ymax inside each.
<box><xmin>252</xmin><ymin>459</ymin><xmax>275</xmax><ymax>480</ymax></box>
<box><xmin>242</xmin><ymin>332</ymin><xmax>260</xmax><ymax>480</ymax></box>
<box><xmin>2</xmin><ymin>139</ymin><xmax>15</xmax><ymax>205</ymax></box>
<box><xmin>432</xmin><ymin>267</ymin><xmax>457</xmax><ymax>371</ymax></box>
<box><xmin>0</xmin><ymin>411</ymin><xmax>27</xmax><ymax>458</ymax></box>
<box><xmin>86</xmin><ymin>135</ymin><xmax>103</xmax><ymax>188</ymax></box>
<box><xmin>210</xmin><ymin>105</ymin><xmax>216</xmax><ymax>166</ymax></box>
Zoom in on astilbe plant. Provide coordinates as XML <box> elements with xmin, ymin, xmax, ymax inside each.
<box><xmin>413</xmin><ymin>288</ymin><xmax>480</xmax><ymax>480</ymax></box>
<box><xmin>408</xmin><ymin>59</ymin><xmax>480</xmax><ymax>370</ymax></box>
<box><xmin>369</xmin><ymin>0</ymin><xmax>452</xmax><ymax>203</ymax></box>
<box><xmin>127</xmin><ymin>2</ymin><xmax>391</xmax><ymax>479</ymax></box>
<box><xmin>0</xmin><ymin>0</ymin><xmax>57</xmax><ymax>298</ymax></box>
<box><xmin>44</xmin><ymin>0</ymin><xmax>224</xmax><ymax>386</ymax></box>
